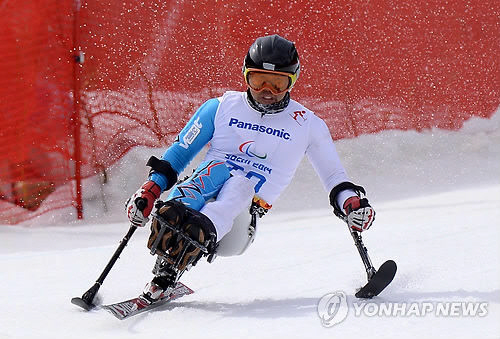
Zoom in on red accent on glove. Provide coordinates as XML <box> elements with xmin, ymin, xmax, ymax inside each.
<box><xmin>139</xmin><ymin>181</ymin><xmax>161</xmax><ymax>218</ymax></box>
<box><xmin>343</xmin><ymin>196</ymin><xmax>361</xmax><ymax>214</ymax></box>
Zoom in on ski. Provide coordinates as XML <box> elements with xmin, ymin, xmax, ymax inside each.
<box><xmin>355</xmin><ymin>259</ymin><xmax>397</xmax><ymax>298</ymax></box>
<box><xmin>102</xmin><ymin>282</ymin><xmax>194</xmax><ymax>320</ymax></box>
<box><xmin>71</xmin><ymin>294</ymin><xmax>97</xmax><ymax>311</ymax></box>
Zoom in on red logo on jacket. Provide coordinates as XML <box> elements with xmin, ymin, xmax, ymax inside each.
<box><xmin>290</xmin><ymin>110</ymin><xmax>307</xmax><ymax>125</ymax></box>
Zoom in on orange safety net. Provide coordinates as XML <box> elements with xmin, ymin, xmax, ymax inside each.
<box><xmin>0</xmin><ymin>1</ymin><xmax>75</xmax><ymax>223</ymax></box>
<box><xmin>1</xmin><ymin>1</ymin><xmax>499</xmax><ymax>224</ymax></box>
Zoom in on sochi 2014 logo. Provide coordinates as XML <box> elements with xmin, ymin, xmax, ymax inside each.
<box><xmin>239</xmin><ymin>141</ymin><xmax>267</xmax><ymax>159</ymax></box>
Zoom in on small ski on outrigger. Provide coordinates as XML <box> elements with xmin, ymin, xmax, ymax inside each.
<box><xmin>348</xmin><ymin>226</ymin><xmax>397</xmax><ymax>298</ymax></box>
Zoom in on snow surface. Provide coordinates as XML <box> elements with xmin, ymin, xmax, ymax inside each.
<box><xmin>0</xmin><ymin>109</ymin><xmax>499</xmax><ymax>339</ymax></box>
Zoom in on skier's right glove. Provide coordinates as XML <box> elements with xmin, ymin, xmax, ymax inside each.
<box><xmin>126</xmin><ymin>180</ymin><xmax>161</xmax><ymax>227</ymax></box>
<box><xmin>343</xmin><ymin>196</ymin><xmax>375</xmax><ymax>232</ymax></box>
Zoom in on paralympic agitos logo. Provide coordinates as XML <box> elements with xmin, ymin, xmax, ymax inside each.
<box><xmin>239</xmin><ymin>141</ymin><xmax>267</xmax><ymax>159</ymax></box>
<box><xmin>228</xmin><ymin>118</ymin><xmax>291</xmax><ymax>140</ymax></box>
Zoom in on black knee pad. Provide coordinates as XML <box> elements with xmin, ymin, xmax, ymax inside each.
<box><xmin>183</xmin><ymin>212</ymin><xmax>217</xmax><ymax>240</ymax></box>
<box><xmin>147</xmin><ymin>200</ymin><xmax>187</xmax><ymax>254</ymax></box>
<box><xmin>148</xmin><ymin>200</ymin><xmax>217</xmax><ymax>259</ymax></box>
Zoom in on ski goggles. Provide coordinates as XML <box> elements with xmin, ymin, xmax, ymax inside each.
<box><xmin>243</xmin><ymin>68</ymin><xmax>297</xmax><ymax>95</ymax></box>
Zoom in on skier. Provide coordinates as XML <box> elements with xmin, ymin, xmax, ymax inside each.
<box><xmin>126</xmin><ymin>34</ymin><xmax>375</xmax><ymax>303</ymax></box>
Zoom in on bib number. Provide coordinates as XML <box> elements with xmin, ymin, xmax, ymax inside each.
<box><xmin>225</xmin><ymin>160</ymin><xmax>266</xmax><ymax>193</ymax></box>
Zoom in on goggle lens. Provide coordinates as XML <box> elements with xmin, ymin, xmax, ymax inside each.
<box><xmin>245</xmin><ymin>71</ymin><xmax>292</xmax><ymax>95</ymax></box>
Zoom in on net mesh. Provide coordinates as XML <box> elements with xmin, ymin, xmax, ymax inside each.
<box><xmin>0</xmin><ymin>1</ymin><xmax>75</xmax><ymax>223</ymax></box>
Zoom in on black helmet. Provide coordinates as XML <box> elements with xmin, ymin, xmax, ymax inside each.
<box><xmin>243</xmin><ymin>34</ymin><xmax>300</xmax><ymax>88</ymax></box>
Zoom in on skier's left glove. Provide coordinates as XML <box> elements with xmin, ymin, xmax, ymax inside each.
<box><xmin>343</xmin><ymin>196</ymin><xmax>375</xmax><ymax>232</ymax></box>
<box><xmin>126</xmin><ymin>181</ymin><xmax>161</xmax><ymax>227</ymax></box>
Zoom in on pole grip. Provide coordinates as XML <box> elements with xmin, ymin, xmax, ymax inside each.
<box><xmin>135</xmin><ymin>197</ymin><xmax>147</xmax><ymax>212</ymax></box>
